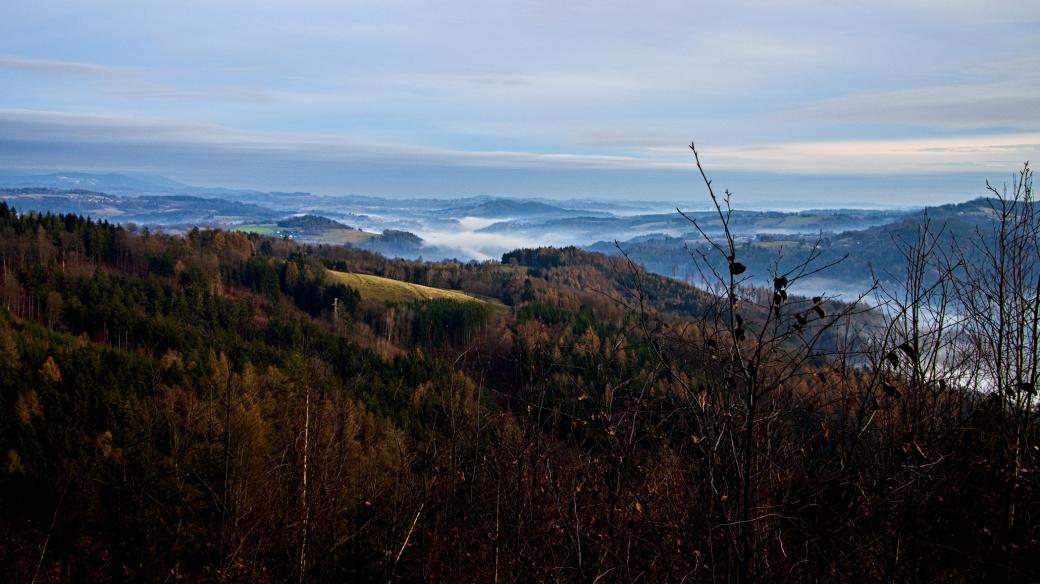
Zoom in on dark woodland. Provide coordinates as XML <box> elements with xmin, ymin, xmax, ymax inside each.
<box><xmin>0</xmin><ymin>159</ymin><xmax>1037</xmax><ymax>582</ymax></box>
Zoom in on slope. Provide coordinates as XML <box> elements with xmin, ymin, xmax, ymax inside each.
<box><xmin>328</xmin><ymin>270</ymin><xmax>490</xmax><ymax>304</ymax></box>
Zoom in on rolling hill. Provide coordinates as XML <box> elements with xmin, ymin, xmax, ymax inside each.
<box><xmin>327</xmin><ymin>270</ymin><xmax>491</xmax><ymax>304</ymax></box>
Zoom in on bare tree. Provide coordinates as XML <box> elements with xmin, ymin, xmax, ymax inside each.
<box><xmin>613</xmin><ymin>143</ymin><xmax>878</xmax><ymax>582</ymax></box>
<box><xmin>951</xmin><ymin>164</ymin><xmax>1038</xmax><ymax>544</ymax></box>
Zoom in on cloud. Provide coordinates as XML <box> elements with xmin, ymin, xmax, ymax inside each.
<box><xmin>0</xmin><ymin>54</ymin><xmax>120</xmax><ymax>77</ymax></box>
<box><xmin>703</xmin><ymin>134</ymin><xmax>1039</xmax><ymax>174</ymax></box>
<box><xmin>0</xmin><ymin>54</ymin><xmax>197</xmax><ymax>100</ymax></box>
<box><xmin>457</xmin><ymin>216</ymin><xmax>506</xmax><ymax>230</ymax></box>
<box><xmin>420</xmin><ymin>230</ymin><xmax>536</xmax><ymax>261</ymax></box>
<box><xmin>0</xmin><ymin>54</ymin><xmax>274</xmax><ymax>102</ymax></box>
<box><xmin>0</xmin><ymin>108</ymin><xmax>1035</xmax><ymax>182</ymax></box>
<box><xmin>790</xmin><ymin>82</ymin><xmax>1040</xmax><ymax>130</ymax></box>
<box><xmin>0</xmin><ymin>108</ymin><xmax>681</xmax><ymax>171</ymax></box>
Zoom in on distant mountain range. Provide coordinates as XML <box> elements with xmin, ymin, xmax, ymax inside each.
<box><xmin>589</xmin><ymin>197</ymin><xmax>1018</xmax><ymax>298</ymax></box>
<box><xmin>0</xmin><ymin>171</ymin><xmax>189</xmax><ymax>193</ymax></box>
<box><xmin>8</xmin><ymin>169</ymin><xmax>1008</xmax><ymax>298</ymax></box>
<box><xmin>0</xmin><ymin>188</ymin><xmax>281</xmax><ymax>226</ymax></box>
<box><xmin>276</xmin><ymin>214</ymin><xmax>353</xmax><ymax>231</ymax></box>
<box><xmin>430</xmin><ymin>198</ymin><xmax>614</xmax><ymax>220</ymax></box>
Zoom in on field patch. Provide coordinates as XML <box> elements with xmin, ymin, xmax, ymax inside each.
<box><xmin>328</xmin><ymin>270</ymin><xmax>489</xmax><ymax>304</ymax></box>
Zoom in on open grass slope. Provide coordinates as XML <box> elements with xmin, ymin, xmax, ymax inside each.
<box><xmin>235</xmin><ymin>224</ymin><xmax>275</xmax><ymax>235</ymax></box>
<box><xmin>328</xmin><ymin>270</ymin><xmax>489</xmax><ymax>304</ymax></box>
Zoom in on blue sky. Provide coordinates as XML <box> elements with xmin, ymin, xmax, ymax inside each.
<box><xmin>1</xmin><ymin>0</ymin><xmax>1037</xmax><ymax>204</ymax></box>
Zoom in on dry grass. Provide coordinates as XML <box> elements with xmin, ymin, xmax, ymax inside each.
<box><xmin>328</xmin><ymin>270</ymin><xmax>488</xmax><ymax>304</ymax></box>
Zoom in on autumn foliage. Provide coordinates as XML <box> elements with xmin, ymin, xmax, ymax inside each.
<box><xmin>0</xmin><ymin>163</ymin><xmax>1037</xmax><ymax>584</ymax></box>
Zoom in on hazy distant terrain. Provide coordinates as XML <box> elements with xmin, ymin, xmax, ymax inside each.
<box><xmin>1</xmin><ymin>171</ymin><xmax>923</xmax><ymax>292</ymax></box>
<box><xmin>11</xmin><ymin>170</ymin><xmax>1009</xmax><ymax>300</ymax></box>
<box><xmin>2</xmin><ymin>169</ymin><xmax>981</xmax><ymax>298</ymax></box>
<box><xmin>593</xmin><ymin>197</ymin><xmax>1012</xmax><ymax>299</ymax></box>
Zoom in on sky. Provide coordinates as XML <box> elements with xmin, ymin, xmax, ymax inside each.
<box><xmin>1</xmin><ymin>0</ymin><xmax>1037</xmax><ymax>204</ymax></box>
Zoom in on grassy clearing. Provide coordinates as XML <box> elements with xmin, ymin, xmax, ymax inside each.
<box><xmin>236</xmin><ymin>224</ymin><xmax>275</xmax><ymax>235</ymax></box>
<box><xmin>328</xmin><ymin>270</ymin><xmax>489</xmax><ymax>304</ymax></box>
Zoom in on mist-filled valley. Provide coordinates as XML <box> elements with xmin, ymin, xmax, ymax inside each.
<box><xmin>0</xmin><ymin>170</ymin><xmax>935</xmax><ymax>299</ymax></box>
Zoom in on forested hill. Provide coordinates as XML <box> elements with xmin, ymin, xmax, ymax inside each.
<box><xmin>0</xmin><ymin>202</ymin><xmax>1036</xmax><ymax>582</ymax></box>
<box><xmin>592</xmin><ymin>196</ymin><xmax>1033</xmax><ymax>294</ymax></box>
<box><xmin>276</xmin><ymin>214</ymin><xmax>352</xmax><ymax>230</ymax></box>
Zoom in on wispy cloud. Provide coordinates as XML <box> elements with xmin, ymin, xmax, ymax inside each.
<box><xmin>0</xmin><ymin>54</ymin><xmax>197</xmax><ymax>100</ymax></box>
<box><xmin>0</xmin><ymin>108</ymin><xmax>678</xmax><ymax>171</ymax></box>
<box><xmin>703</xmin><ymin>134</ymin><xmax>1039</xmax><ymax>174</ymax></box>
<box><xmin>790</xmin><ymin>83</ymin><xmax>1040</xmax><ymax>130</ymax></box>
<box><xmin>0</xmin><ymin>54</ymin><xmax>119</xmax><ymax>77</ymax></box>
<box><xmin>1</xmin><ymin>108</ymin><xmax>1034</xmax><ymax>178</ymax></box>
<box><xmin>0</xmin><ymin>54</ymin><xmax>275</xmax><ymax>103</ymax></box>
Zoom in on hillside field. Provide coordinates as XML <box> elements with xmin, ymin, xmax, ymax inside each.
<box><xmin>328</xmin><ymin>270</ymin><xmax>490</xmax><ymax>304</ymax></box>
